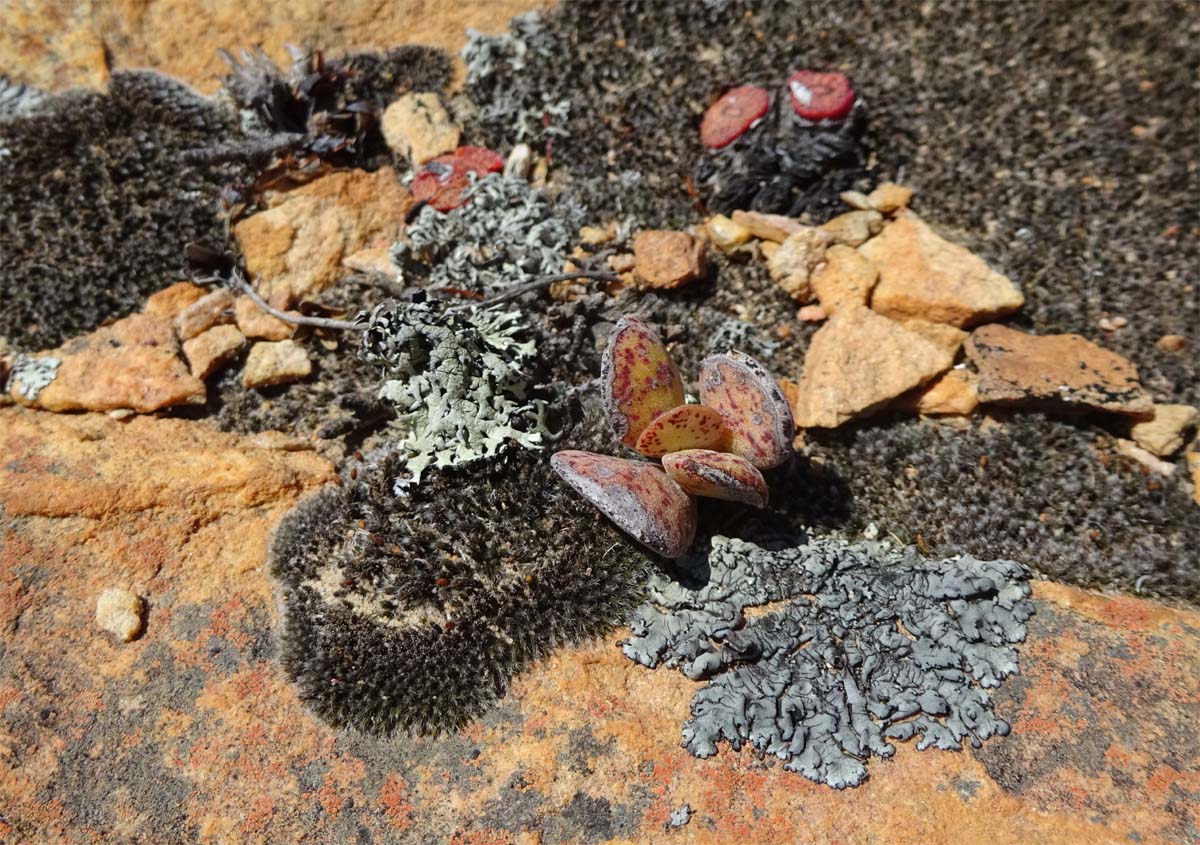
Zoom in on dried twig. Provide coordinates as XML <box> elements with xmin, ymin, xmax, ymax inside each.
<box><xmin>449</xmin><ymin>270</ymin><xmax>619</xmax><ymax>312</ymax></box>
<box><xmin>230</xmin><ymin>271</ymin><xmax>365</xmax><ymax>331</ymax></box>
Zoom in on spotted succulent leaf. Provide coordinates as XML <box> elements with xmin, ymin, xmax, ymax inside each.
<box><xmin>551</xmin><ymin>450</ymin><xmax>696</xmax><ymax>558</ymax></box>
<box><xmin>635</xmin><ymin>404</ymin><xmax>730</xmax><ymax>458</ymax></box>
<box><xmin>699</xmin><ymin>351</ymin><xmax>795</xmax><ymax>469</ymax></box>
<box><xmin>663</xmin><ymin>449</ymin><xmax>768</xmax><ymax>508</ymax></box>
<box><xmin>602</xmin><ymin>317</ymin><xmax>685</xmax><ymax>449</ymax></box>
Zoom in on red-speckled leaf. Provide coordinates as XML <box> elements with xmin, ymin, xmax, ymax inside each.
<box><xmin>635</xmin><ymin>404</ymin><xmax>730</xmax><ymax>458</ymax></box>
<box><xmin>551</xmin><ymin>450</ymin><xmax>696</xmax><ymax>558</ymax></box>
<box><xmin>663</xmin><ymin>449</ymin><xmax>769</xmax><ymax>508</ymax></box>
<box><xmin>411</xmin><ymin>146</ymin><xmax>504</xmax><ymax>212</ymax></box>
<box><xmin>602</xmin><ymin>317</ymin><xmax>685</xmax><ymax>449</ymax></box>
<box><xmin>699</xmin><ymin>85</ymin><xmax>771</xmax><ymax>149</ymax></box>
<box><xmin>699</xmin><ymin>351</ymin><xmax>795</xmax><ymax>469</ymax></box>
<box><xmin>787</xmin><ymin>70</ymin><xmax>855</xmax><ymax>122</ymax></box>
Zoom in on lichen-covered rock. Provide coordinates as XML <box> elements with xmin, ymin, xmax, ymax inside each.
<box><xmin>634</xmin><ymin>404</ymin><xmax>729</xmax><ymax>458</ymax></box>
<box><xmin>662</xmin><ymin>449</ymin><xmax>768</xmax><ymax>507</ymax></box>
<box><xmin>632</xmin><ymin>230</ymin><xmax>707</xmax><ymax>289</ymax></box>
<box><xmin>860</xmin><ymin>212</ymin><xmax>1024</xmax><ymax>327</ymax></box>
<box><xmin>359</xmin><ymin>299</ymin><xmax>545</xmax><ymax>484</ymax></box>
<box><xmin>551</xmin><ymin>451</ymin><xmax>696</xmax><ymax>558</ymax></box>
<box><xmin>9</xmin><ymin>313</ymin><xmax>205</xmax><ymax>412</ymax></box>
<box><xmin>966</xmin><ymin>324</ymin><xmax>1153</xmax><ymax>417</ymax></box>
<box><xmin>95</xmin><ymin>587</ymin><xmax>144</xmax><ymax>642</ymax></box>
<box><xmin>623</xmin><ymin>535</ymin><xmax>1033</xmax><ymax>788</ymax></box>
<box><xmin>791</xmin><ymin>307</ymin><xmax>955</xmax><ymax>429</ymax></box>
<box><xmin>699</xmin><ymin>352</ymin><xmax>794</xmax><ymax>469</ymax></box>
<box><xmin>602</xmin><ymin>316</ymin><xmax>685</xmax><ymax>450</ymax></box>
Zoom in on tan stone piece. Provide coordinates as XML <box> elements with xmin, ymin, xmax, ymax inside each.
<box><xmin>1130</xmin><ymin>404</ymin><xmax>1198</xmax><ymax>457</ymax></box>
<box><xmin>380</xmin><ymin>92</ymin><xmax>460</xmax><ymax>164</ymax></box>
<box><xmin>705</xmin><ymin>214</ymin><xmax>753</xmax><ymax>251</ymax></box>
<box><xmin>96</xmin><ymin>588</ymin><xmax>144</xmax><ymax>642</ymax></box>
<box><xmin>1115</xmin><ymin>439</ymin><xmax>1176</xmax><ymax>476</ymax></box>
<box><xmin>183</xmin><ymin>324</ymin><xmax>246</xmax><ymax>380</ymax></box>
<box><xmin>632</xmin><ymin>230</ymin><xmax>707</xmax><ymax>289</ymax></box>
<box><xmin>243</xmin><ymin>340</ymin><xmax>312</xmax><ymax>388</ymax></box>
<box><xmin>175</xmin><ymin>288</ymin><xmax>235</xmax><ymax>340</ymax></box>
<box><xmin>840</xmin><ymin>190</ymin><xmax>873</xmax><ymax>210</ymax></box>
<box><xmin>768</xmin><ymin>227</ymin><xmax>835</xmax><ymax>303</ymax></box>
<box><xmin>1156</xmin><ymin>334</ymin><xmax>1187</xmax><ymax>353</ymax></box>
<box><xmin>897</xmin><ymin>368</ymin><xmax>980</xmax><ymax>416</ymax></box>
<box><xmin>861</xmin><ymin>212</ymin><xmax>1024</xmax><ymax>327</ymax></box>
<box><xmin>9</xmin><ymin>313</ymin><xmax>204</xmax><ymax>413</ymax></box>
<box><xmin>819</xmin><ymin>209</ymin><xmax>883</xmax><ymax>247</ymax></box>
<box><xmin>966</xmin><ymin>324</ymin><xmax>1153</xmax><ymax>417</ymax></box>
<box><xmin>811</xmin><ymin>244</ymin><xmax>879</xmax><ymax>315</ymax></box>
<box><xmin>1188</xmin><ymin>450</ymin><xmax>1200</xmax><ymax>506</ymax></box>
<box><xmin>342</xmin><ymin>240</ymin><xmax>397</xmax><ymax>276</ymax></box>
<box><xmin>143</xmin><ymin>282</ymin><xmax>207</xmax><ymax>319</ymax></box>
<box><xmin>731</xmin><ymin>209</ymin><xmax>805</xmax><ymax>242</ymax></box>
<box><xmin>898</xmin><ymin>318</ymin><xmax>969</xmax><ymax>359</ymax></box>
<box><xmin>233</xmin><ymin>167</ymin><xmax>408</xmax><ymax>303</ymax></box>
<box><xmin>866</xmin><ymin>182</ymin><xmax>914</xmax><ymax>213</ymax></box>
<box><xmin>234</xmin><ymin>296</ymin><xmax>297</xmax><ymax>341</ymax></box>
<box><xmin>790</xmin><ymin>306</ymin><xmax>956</xmax><ymax>428</ymax></box>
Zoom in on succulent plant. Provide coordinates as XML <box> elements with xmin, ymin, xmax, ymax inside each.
<box><xmin>552</xmin><ymin>316</ymin><xmax>794</xmax><ymax>558</ymax></box>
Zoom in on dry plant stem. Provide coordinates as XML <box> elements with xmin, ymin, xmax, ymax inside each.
<box><xmin>231</xmin><ymin>271</ymin><xmax>366</xmax><ymax>331</ymax></box>
<box><xmin>450</xmin><ymin>270</ymin><xmax>620</xmax><ymax>312</ymax></box>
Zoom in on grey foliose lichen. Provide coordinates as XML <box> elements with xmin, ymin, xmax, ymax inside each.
<box><xmin>0</xmin><ymin>77</ymin><xmax>47</xmax><ymax>122</ymax></box>
<box><xmin>622</xmin><ymin>534</ymin><xmax>1033</xmax><ymax>789</ymax></box>
<box><xmin>358</xmin><ymin>298</ymin><xmax>545</xmax><ymax>486</ymax></box>
<box><xmin>394</xmin><ymin>173</ymin><xmax>584</xmax><ymax>293</ymax></box>
<box><xmin>9</xmin><ymin>355</ymin><xmax>60</xmax><ymax>400</ymax></box>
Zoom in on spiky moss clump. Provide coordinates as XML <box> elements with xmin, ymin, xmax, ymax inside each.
<box><xmin>270</xmin><ymin>446</ymin><xmax>649</xmax><ymax>735</ymax></box>
<box><xmin>0</xmin><ymin>70</ymin><xmax>246</xmax><ymax>352</ymax></box>
<box><xmin>624</xmin><ymin>534</ymin><xmax>1033</xmax><ymax>788</ymax></box>
<box><xmin>804</xmin><ymin>413</ymin><xmax>1200</xmax><ymax>604</ymax></box>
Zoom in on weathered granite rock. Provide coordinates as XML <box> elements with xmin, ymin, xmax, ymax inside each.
<box><xmin>143</xmin><ymin>282</ymin><xmax>207</xmax><ymax>320</ymax></box>
<box><xmin>966</xmin><ymin>324</ymin><xmax>1153</xmax><ymax>417</ymax></box>
<box><xmin>791</xmin><ymin>306</ymin><xmax>955</xmax><ymax>428</ymax></box>
<box><xmin>731</xmin><ymin>209</ymin><xmax>805</xmax><ymax>242</ymax></box>
<box><xmin>861</xmin><ymin>212</ymin><xmax>1024</xmax><ymax>327</ymax></box>
<box><xmin>866</xmin><ymin>182</ymin><xmax>914</xmax><ymax>213</ymax></box>
<box><xmin>896</xmin><ymin>368</ymin><xmax>980</xmax><ymax>416</ymax></box>
<box><xmin>768</xmin><ymin>227</ymin><xmax>834</xmax><ymax>303</ymax></box>
<box><xmin>0</xmin><ymin>407</ymin><xmax>1195</xmax><ymax>844</ymax></box>
<box><xmin>1188</xmin><ymin>451</ymin><xmax>1200</xmax><ymax>506</ymax></box>
<box><xmin>243</xmin><ymin>340</ymin><xmax>312</xmax><ymax>389</ymax></box>
<box><xmin>810</xmin><ymin>244</ymin><xmax>878</xmax><ymax>315</ymax></box>
<box><xmin>175</xmin><ymin>288</ymin><xmax>235</xmax><ymax>341</ymax></box>
<box><xmin>705</xmin><ymin>214</ymin><xmax>753</xmax><ymax>251</ymax></box>
<box><xmin>233</xmin><ymin>168</ymin><xmax>408</xmax><ymax>303</ymax></box>
<box><xmin>819</xmin><ymin>209</ymin><xmax>883</xmax><ymax>247</ymax></box>
<box><xmin>1130</xmin><ymin>404</ymin><xmax>1198</xmax><ymax>457</ymax></box>
<box><xmin>234</xmin><ymin>296</ymin><xmax>296</xmax><ymax>342</ymax></box>
<box><xmin>95</xmin><ymin>587</ymin><xmax>144</xmax><ymax>642</ymax></box>
<box><xmin>9</xmin><ymin>313</ymin><xmax>204</xmax><ymax>412</ymax></box>
<box><xmin>381</xmin><ymin>92</ymin><xmax>460</xmax><ymax>164</ymax></box>
<box><xmin>898</xmin><ymin>318</ymin><xmax>970</xmax><ymax>359</ymax></box>
<box><xmin>632</xmin><ymin>230</ymin><xmax>707</xmax><ymax>289</ymax></box>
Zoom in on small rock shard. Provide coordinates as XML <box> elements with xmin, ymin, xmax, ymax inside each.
<box><xmin>1156</xmin><ymin>334</ymin><xmax>1187</xmax><ymax>353</ymax></box>
<box><xmin>175</xmin><ymin>288</ymin><xmax>235</xmax><ymax>340</ymax></box>
<box><xmin>243</xmin><ymin>340</ymin><xmax>312</xmax><ymax>389</ymax></box>
<box><xmin>965</xmin><ymin>324</ymin><xmax>1153</xmax><ymax>417</ymax></box>
<box><xmin>768</xmin><ymin>226</ymin><xmax>835</xmax><ymax>303</ymax></box>
<box><xmin>551</xmin><ymin>451</ymin><xmax>696</xmax><ymax>558</ymax></box>
<box><xmin>860</xmin><ymin>212</ymin><xmax>1024</xmax><ymax>327</ymax></box>
<box><xmin>633</xmin><ymin>230</ymin><xmax>707</xmax><ymax>289</ymax></box>
<box><xmin>635</xmin><ymin>404</ymin><xmax>730</xmax><ymax>458</ymax></box>
<box><xmin>96</xmin><ymin>588</ymin><xmax>144</xmax><ymax>642</ymax></box>
<box><xmin>699</xmin><ymin>84</ymin><xmax>770</xmax><ymax>149</ymax></box>
<box><xmin>1187</xmin><ymin>451</ymin><xmax>1200</xmax><ymax>506</ymax></box>
<box><xmin>811</xmin><ymin>243</ymin><xmax>878</xmax><ymax>315</ymax></box>
<box><xmin>897</xmin><ymin>318</ymin><xmax>969</xmax><ymax>359</ymax></box>
<box><xmin>699</xmin><ymin>352</ymin><xmax>794</xmax><ymax>469</ymax></box>
<box><xmin>602</xmin><ymin>317</ymin><xmax>685</xmax><ymax>448</ymax></box>
<box><xmin>380</xmin><ymin>91</ymin><xmax>460</xmax><ymax>164</ymax></box>
<box><xmin>663</xmin><ymin>449</ymin><xmax>768</xmax><ymax>507</ymax></box>
<box><xmin>1115</xmin><ymin>439</ymin><xmax>1176</xmax><ymax>476</ymax></box>
<box><xmin>730</xmin><ymin>209</ymin><xmax>805</xmax><ymax>243</ymax></box>
<box><xmin>705</xmin><ymin>214</ymin><xmax>752</xmax><ymax>251</ymax></box>
<box><xmin>143</xmin><ymin>281</ymin><xmax>206</xmax><ymax>320</ymax></box>
<box><xmin>896</xmin><ymin>368</ymin><xmax>980</xmax><ymax>417</ymax></box>
<box><xmin>182</xmin><ymin>324</ymin><xmax>245</xmax><ymax>380</ymax></box>
<box><xmin>787</xmin><ymin>70</ymin><xmax>855</xmax><ymax>121</ymax></box>
<box><xmin>1130</xmin><ymin>404</ymin><xmax>1198</xmax><ymax>457</ymax></box>
<box><xmin>791</xmin><ymin>306</ymin><xmax>955</xmax><ymax>429</ymax></box>
<box><xmin>819</xmin><ymin>209</ymin><xmax>883</xmax><ymax>247</ymax></box>
<box><xmin>9</xmin><ymin>314</ymin><xmax>205</xmax><ymax>412</ymax></box>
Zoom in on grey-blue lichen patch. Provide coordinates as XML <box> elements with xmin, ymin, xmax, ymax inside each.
<box><xmin>394</xmin><ymin>173</ymin><xmax>584</xmax><ymax>293</ymax></box>
<box><xmin>9</xmin><ymin>354</ymin><xmax>60</xmax><ymax>400</ymax></box>
<box><xmin>666</xmin><ymin>804</ymin><xmax>693</xmax><ymax>829</ymax></box>
<box><xmin>622</xmin><ymin>535</ymin><xmax>1033</xmax><ymax>789</ymax></box>
<box><xmin>358</xmin><ymin>298</ymin><xmax>545</xmax><ymax>486</ymax></box>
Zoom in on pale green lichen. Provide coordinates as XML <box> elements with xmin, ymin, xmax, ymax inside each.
<box><xmin>9</xmin><ymin>354</ymin><xmax>60</xmax><ymax>400</ymax></box>
<box><xmin>358</xmin><ymin>298</ymin><xmax>545</xmax><ymax>487</ymax></box>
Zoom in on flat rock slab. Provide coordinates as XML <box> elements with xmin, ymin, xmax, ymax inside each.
<box><xmin>0</xmin><ymin>408</ymin><xmax>1195</xmax><ymax>844</ymax></box>
<box><xmin>966</xmin><ymin>324</ymin><xmax>1153</xmax><ymax>417</ymax></box>
<box><xmin>9</xmin><ymin>312</ymin><xmax>204</xmax><ymax>413</ymax></box>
